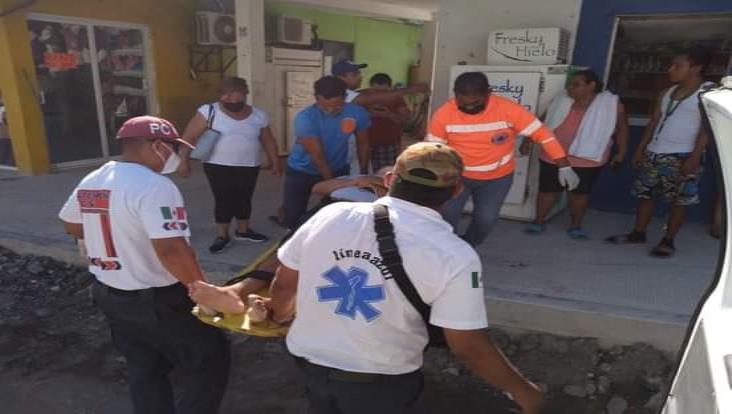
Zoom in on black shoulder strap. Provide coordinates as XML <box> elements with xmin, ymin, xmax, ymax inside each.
<box><xmin>207</xmin><ymin>104</ymin><xmax>216</xmax><ymax>129</ymax></box>
<box><xmin>372</xmin><ymin>204</ymin><xmax>430</xmax><ymax>322</ymax></box>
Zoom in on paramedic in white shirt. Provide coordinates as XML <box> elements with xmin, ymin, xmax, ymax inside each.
<box><xmin>270</xmin><ymin>142</ymin><xmax>543</xmax><ymax>414</ymax></box>
<box><xmin>177</xmin><ymin>77</ymin><xmax>282</xmax><ymax>254</ymax></box>
<box><xmin>606</xmin><ymin>47</ymin><xmax>715</xmax><ymax>258</ymax></box>
<box><xmin>59</xmin><ymin>116</ymin><xmax>230</xmax><ymax>414</ymax></box>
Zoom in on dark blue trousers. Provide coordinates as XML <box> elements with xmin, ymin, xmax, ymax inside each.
<box><xmin>92</xmin><ymin>281</ymin><xmax>230</xmax><ymax>414</ymax></box>
<box><xmin>294</xmin><ymin>357</ymin><xmax>424</xmax><ymax>414</ymax></box>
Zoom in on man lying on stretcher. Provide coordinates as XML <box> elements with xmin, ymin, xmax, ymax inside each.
<box><xmin>188</xmin><ymin>169</ymin><xmax>391</xmax><ymax>322</ymax></box>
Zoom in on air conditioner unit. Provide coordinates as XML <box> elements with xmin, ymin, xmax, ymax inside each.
<box><xmin>266</xmin><ymin>15</ymin><xmax>312</xmax><ymax>47</ymax></box>
<box><xmin>196</xmin><ymin>12</ymin><xmax>237</xmax><ymax>46</ymax></box>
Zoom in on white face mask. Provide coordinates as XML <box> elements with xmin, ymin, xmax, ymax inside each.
<box><xmin>161</xmin><ymin>152</ymin><xmax>181</xmax><ymax>175</ymax></box>
<box><xmin>154</xmin><ymin>142</ymin><xmax>181</xmax><ymax>175</ymax></box>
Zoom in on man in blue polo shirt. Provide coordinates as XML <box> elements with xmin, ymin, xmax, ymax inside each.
<box><xmin>282</xmin><ymin>76</ymin><xmax>371</xmax><ymax>228</ymax></box>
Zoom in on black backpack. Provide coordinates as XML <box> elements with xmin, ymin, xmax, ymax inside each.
<box><xmin>372</xmin><ymin>204</ymin><xmax>447</xmax><ymax>348</ymax></box>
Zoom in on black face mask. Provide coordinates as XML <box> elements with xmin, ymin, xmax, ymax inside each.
<box><xmin>458</xmin><ymin>104</ymin><xmax>486</xmax><ymax>115</ymax></box>
<box><xmin>222</xmin><ymin>101</ymin><xmax>245</xmax><ymax>112</ymax></box>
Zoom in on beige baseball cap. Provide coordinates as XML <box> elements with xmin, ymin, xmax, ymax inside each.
<box><xmin>393</xmin><ymin>142</ymin><xmax>463</xmax><ymax>188</ymax></box>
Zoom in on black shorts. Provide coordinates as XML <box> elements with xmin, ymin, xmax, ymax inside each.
<box><xmin>539</xmin><ymin>160</ymin><xmax>602</xmax><ymax>194</ymax></box>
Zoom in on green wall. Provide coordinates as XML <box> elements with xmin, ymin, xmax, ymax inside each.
<box><xmin>265</xmin><ymin>2</ymin><xmax>422</xmax><ymax>85</ymax></box>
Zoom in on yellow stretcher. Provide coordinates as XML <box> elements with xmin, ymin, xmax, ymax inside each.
<box><xmin>192</xmin><ymin>242</ymin><xmax>289</xmax><ymax>337</ymax></box>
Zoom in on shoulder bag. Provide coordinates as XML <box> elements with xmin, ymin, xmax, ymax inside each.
<box><xmin>372</xmin><ymin>203</ymin><xmax>447</xmax><ymax>348</ymax></box>
<box><xmin>189</xmin><ymin>104</ymin><xmax>221</xmax><ymax>161</ymax></box>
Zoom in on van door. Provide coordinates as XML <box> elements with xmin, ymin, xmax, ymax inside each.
<box><xmin>663</xmin><ymin>80</ymin><xmax>732</xmax><ymax>413</ymax></box>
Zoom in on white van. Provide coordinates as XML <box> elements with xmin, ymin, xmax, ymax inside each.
<box><xmin>663</xmin><ymin>77</ymin><xmax>732</xmax><ymax>413</ymax></box>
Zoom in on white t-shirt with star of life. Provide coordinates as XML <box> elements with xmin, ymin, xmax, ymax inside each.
<box><xmin>58</xmin><ymin>161</ymin><xmax>191</xmax><ymax>290</ymax></box>
<box><xmin>278</xmin><ymin>196</ymin><xmax>488</xmax><ymax>375</ymax></box>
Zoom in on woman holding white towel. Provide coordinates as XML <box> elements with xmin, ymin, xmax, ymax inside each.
<box><xmin>524</xmin><ymin>70</ymin><xmax>629</xmax><ymax>239</ymax></box>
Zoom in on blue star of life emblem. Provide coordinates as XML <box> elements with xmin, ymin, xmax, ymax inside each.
<box><xmin>316</xmin><ymin>266</ymin><xmax>385</xmax><ymax>322</ymax></box>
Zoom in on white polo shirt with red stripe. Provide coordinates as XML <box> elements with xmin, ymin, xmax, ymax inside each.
<box><xmin>428</xmin><ymin>95</ymin><xmax>566</xmax><ymax>180</ymax></box>
<box><xmin>59</xmin><ymin>161</ymin><xmax>191</xmax><ymax>290</ymax></box>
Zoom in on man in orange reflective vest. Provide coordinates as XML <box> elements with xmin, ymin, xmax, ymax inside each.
<box><xmin>429</xmin><ymin>72</ymin><xmax>579</xmax><ymax>246</ymax></box>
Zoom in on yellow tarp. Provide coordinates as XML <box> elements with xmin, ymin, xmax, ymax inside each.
<box><xmin>193</xmin><ymin>242</ymin><xmax>289</xmax><ymax>337</ymax></box>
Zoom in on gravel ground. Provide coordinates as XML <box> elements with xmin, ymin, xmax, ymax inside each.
<box><xmin>0</xmin><ymin>246</ymin><xmax>675</xmax><ymax>413</ymax></box>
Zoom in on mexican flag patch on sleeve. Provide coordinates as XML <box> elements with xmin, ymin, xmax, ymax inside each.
<box><xmin>160</xmin><ymin>206</ymin><xmax>186</xmax><ymax>220</ymax></box>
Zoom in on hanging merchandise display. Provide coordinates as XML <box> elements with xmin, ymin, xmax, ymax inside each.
<box><xmin>26</xmin><ymin>17</ymin><xmax>153</xmax><ymax>165</ymax></box>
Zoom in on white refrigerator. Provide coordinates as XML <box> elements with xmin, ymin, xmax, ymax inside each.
<box><xmin>448</xmin><ymin>64</ymin><xmax>580</xmax><ymax>221</ymax></box>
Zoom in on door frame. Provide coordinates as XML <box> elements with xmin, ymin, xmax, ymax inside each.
<box><xmin>283</xmin><ymin>69</ymin><xmax>320</xmax><ymax>153</ymax></box>
<box><xmin>26</xmin><ymin>13</ymin><xmax>158</xmax><ymax>169</ymax></box>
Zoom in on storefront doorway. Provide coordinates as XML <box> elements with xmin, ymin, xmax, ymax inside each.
<box><xmin>26</xmin><ymin>14</ymin><xmax>156</xmax><ymax>168</ymax></box>
<box><xmin>605</xmin><ymin>13</ymin><xmax>732</xmax><ymax>125</ymax></box>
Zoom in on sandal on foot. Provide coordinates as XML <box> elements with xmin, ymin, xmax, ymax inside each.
<box><xmin>567</xmin><ymin>227</ymin><xmax>589</xmax><ymax>240</ymax></box>
<box><xmin>524</xmin><ymin>223</ymin><xmax>546</xmax><ymax>235</ymax></box>
<box><xmin>604</xmin><ymin>232</ymin><xmax>647</xmax><ymax>244</ymax></box>
<box><xmin>650</xmin><ymin>241</ymin><xmax>676</xmax><ymax>258</ymax></box>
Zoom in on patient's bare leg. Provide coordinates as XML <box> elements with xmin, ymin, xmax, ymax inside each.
<box><xmin>228</xmin><ymin>276</ymin><xmax>270</xmax><ymax>299</ymax></box>
<box><xmin>189</xmin><ymin>251</ymin><xmax>278</xmax><ymax>314</ymax></box>
<box><xmin>189</xmin><ymin>281</ymin><xmax>247</xmax><ymax>314</ymax></box>
<box><xmin>256</xmin><ymin>255</ymin><xmax>279</xmax><ymax>273</ymax></box>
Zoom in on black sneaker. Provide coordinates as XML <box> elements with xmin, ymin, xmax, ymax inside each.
<box><xmin>234</xmin><ymin>230</ymin><xmax>268</xmax><ymax>243</ymax></box>
<box><xmin>209</xmin><ymin>237</ymin><xmax>231</xmax><ymax>254</ymax></box>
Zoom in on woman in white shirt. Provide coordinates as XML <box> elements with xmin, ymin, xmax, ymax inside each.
<box><xmin>179</xmin><ymin>78</ymin><xmax>282</xmax><ymax>253</ymax></box>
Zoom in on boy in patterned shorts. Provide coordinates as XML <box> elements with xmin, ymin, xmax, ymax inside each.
<box><xmin>606</xmin><ymin>47</ymin><xmax>713</xmax><ymax>257</ymax></box>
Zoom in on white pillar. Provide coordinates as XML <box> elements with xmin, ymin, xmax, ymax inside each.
<box><xmin>418</xmin><ymin>16</ymin><xmax>439</xmax><ymax>123</ymax></box>
<box><xmin>235</xmin><ymin>0</ymin><xmax>266</xmax><ymax>106</ymax></box>
<box><xmin>416</xmin><ymin>17</ymin><xmax>438</xmax><ymax>86</ymax></box>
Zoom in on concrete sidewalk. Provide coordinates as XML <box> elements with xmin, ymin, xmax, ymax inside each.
<box><xmin>0</xmin><ymin>164</ymin><xmax>719</xmax><ymax>351</ymax></box>
<box><xmin>0</xmin><ymin>163</ymin><xmax>289</xmax><ymax>279</ymax></box>
<box><xmin>478</xmin><ymin>209</ymin><xmax>718</xmax><ymax>351</ymax></box>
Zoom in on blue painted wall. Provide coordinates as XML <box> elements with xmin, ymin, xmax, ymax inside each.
<box><xmin>571</xmin><ymin>0</ymin><xmax>730</xmax><ymax>221</ymax></box>
<box><xmin>573</xmin><ymin>0</ymin><xmax>731</xmax><ymax>74</ymax></box>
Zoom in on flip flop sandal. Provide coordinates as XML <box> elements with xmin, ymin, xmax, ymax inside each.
<box><xmin>604</xmin><ymin>233</ymin><xmax>647</xmax><ymax>244</ymax></box>
<box><xmin>523</xmin><ymin>223</ymin><xmax>546</xmax><ymax>235</ymax></box>
<box><xmin>567</xmin><ymin>227</ymin><xmax>589</xmax><ymax>240</ymax></box>
<box><xmin>650</xmin><ymin>243</ymin><xmax>676</xmax><ymax>258</ymax></box>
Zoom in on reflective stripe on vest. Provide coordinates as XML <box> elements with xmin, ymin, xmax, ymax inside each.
<box><xmin>464</xmin><ymin>153</ymin><xmax>513</xmax><ymax>172</ymax></box>
<box><xmin>445</xmin><ymin>121</ymin><xmax>511</xmax><ymax>133</ymax></box>
<box><xmin>518</xmin><ymin>119</ymin><xmax>542</xmax><ymax>136</ymax></box>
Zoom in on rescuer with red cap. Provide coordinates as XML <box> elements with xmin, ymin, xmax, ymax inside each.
<box><xmin>58</xmin><ymin>116</ymin><xmax>231</xmax><ymax>414</ymax></box>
